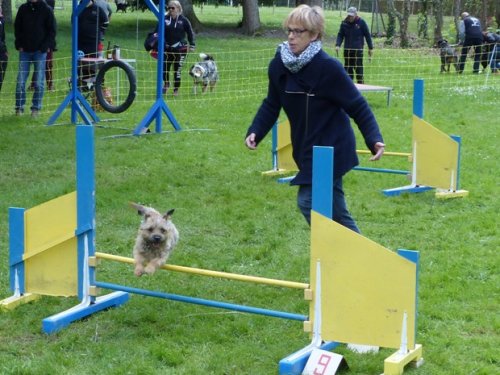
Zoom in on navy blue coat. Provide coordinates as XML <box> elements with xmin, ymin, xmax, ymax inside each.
<box><xmin>336</xmin><ymin>17</ymin><xmax>373</xmax><ymax>50</ymax></box>
<box><xmin>246</xmin><ymin>49</ymin><xmax>384</xmax><ymax>184</ymax></box>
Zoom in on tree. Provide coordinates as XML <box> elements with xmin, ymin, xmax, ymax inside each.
<box><xmin>2</xmin><ymin>0</ymin><xmax>13</xmax><ymax>23</ymax></box>
<box><xmin>433</xmin><ymin>0</ymin><xmax>445</xmax><ymax>44</ymax></box>
<box><xmin>180</xmin><ymin>0</ymin><xmax>203</xmax><ymax>32</ymax></box>
<box><xmin>241</xmin><ymin>0</ymin><xmax>261</xmax><ymax>35</ymax></box>
<box><xmin>386</xmin><ymin>0</ymin><xmax>411</xmax><ymax>47</ymax></box>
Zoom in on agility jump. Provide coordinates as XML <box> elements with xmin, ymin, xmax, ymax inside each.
<box><xmin>1</xmin><ymin>122</ymin><xmax>423</xmax><ymax>374</ymax></box>
<box><xmin>264</xmin><ymin>79</ymin><xmax>468</xmax><ymax>199</ymax></box>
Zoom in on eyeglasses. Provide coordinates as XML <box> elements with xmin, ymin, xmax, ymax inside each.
<box><xmin>286</xmin><ymin>28</ymin><xmax>307</xmax><ymax>36</ymax></box>
<box><xmin>168</xmin><ymin>6</ymin><xmax>176</xmax><ymax>10</ymax></box>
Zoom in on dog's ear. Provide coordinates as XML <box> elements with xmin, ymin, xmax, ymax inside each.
<box><xmin>164</xmin><ymin>209</ymin><xmax>175</xmax><ymax>220</ymax></box>
<box><xmin>129</xmin><ymin>202</ymin><xmax>147</xmax><ymax>216</ymax></box>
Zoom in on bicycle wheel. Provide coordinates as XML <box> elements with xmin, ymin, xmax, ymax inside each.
<box><xmin>94</xmin><ymin>59</ymin><xmax>136</xmax><ymax>114</ymax></box>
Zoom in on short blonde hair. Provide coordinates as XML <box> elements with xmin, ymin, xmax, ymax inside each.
<box><xmin>284</xmin><ymin>5</ymin><xmax>325</xmax><ymax>40</ymax></box>
<box><xmin>168</xmin><ymin>0</ymin><xmax>182</xmax><ymax>13</ymax></box>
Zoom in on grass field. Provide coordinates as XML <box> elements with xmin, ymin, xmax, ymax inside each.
<box><xmin>0</xmin><ymin>5</ymin><xmax>499</xmax><ymax>375</ymax></box>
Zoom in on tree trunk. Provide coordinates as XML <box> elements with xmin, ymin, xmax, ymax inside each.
<box><xmin>180</xmin><ymin>0</ymin><xmax>203</xmax><ymax>33</ymax></box>
<box><xmin>453</xmin><ymin>0</ymin><xmax>461</xmax><ymax>43</ymax></box>
<box><xmin>399</xmin><ymin>0</ymin><xmax>411</xmax><ymax>47</ymax></box>
<box><xmin>433</xmin><ymin>0</ymin><xmax>444</xmax><ymax>43</ymax></box>
<box><xmin>2</xmin><ymin>0</ymin><xmax>13</xmax><ymax>23</ymax></box>
<box><xmin>241</xmin><ymin>0</ymin><xmax>260</xmax><ymax>36</ymax></box>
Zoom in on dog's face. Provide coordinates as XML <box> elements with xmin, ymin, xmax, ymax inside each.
<box><xmin>189</xmin><ymin>64</ymin><xmax>207</xmax><ymax>80</ymax></box>
<box><xmin>131</xmin><ymin>203</ymin><xmax>178</xmax><ymax>250</ymax></box>
<box><xmin>437</xmin><ymin>39</ymin><xmax>449</xmax><ymax>49</ymax></box>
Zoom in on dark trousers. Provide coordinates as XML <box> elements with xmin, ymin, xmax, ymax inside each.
<box><xmin>458</xmin><ymin>38</ymin><xmax>483</xmax><ymax>73</ymax></box>
<box><xmin>0</xmin><ymin>53</ymin><xmax>7</xmax><ymax>91</ymax></box>
<box><xmin>343</xmin><ymin>49</ymin><xmax>365</xmax><ymax>84</ymax></box>
<box><xmin>297</xmin><ymin>179</ymin><xmax>360</xmax><ymax>233</ymax></box>
<box><xmin>163</xmin><ymin>49</ymin><xmax>187</xmax><ymax>89</ymax></box>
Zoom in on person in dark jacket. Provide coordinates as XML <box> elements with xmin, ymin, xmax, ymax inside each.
<box><xmin>154</xmin><ymin>0</ymin><xmax>195</xmax><ymax>96</ymax></box>
<box><xmin>457</xmin><ymin>12</ymin><xmax>483</xmax><ymax>74</ymax></box>
<box><xmin>14</xmin><ymin>0</ymin><xmax>57</xmax><ymax>116</ymax></box>
<box><xmin>481</xmin><ymin>31</ymin><xmax>500</xmax><ymax>74</ymax></box>
<box><xmin>77</xmin><ymin>0</ymin><xmax>109</xmax><ymax>90</ymax></box>
<box><xmin>245</xmin><ymin>5</ymin><xmax>385</xmax><ymax>231</ymax></box>
<box><xmin>335</xmin><ymin>7</ymin><xmax>373</xmax><ymax>84</ymax></box>
<box><xmin>30</xmin><ymin>0</ymin><xmax>57</xmax><ymax>91</ymax></box>
<box><xmin>0</xmin><ymin>5</ymin><xmax>8</xmax><ymax>92</ymax></box>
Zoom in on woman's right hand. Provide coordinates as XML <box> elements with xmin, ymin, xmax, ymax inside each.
<box><xmin>245</xmin><ymin>133</ymin><xmax>258</xmax><ymax>150</ymax></box>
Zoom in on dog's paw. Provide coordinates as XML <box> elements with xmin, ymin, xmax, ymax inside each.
<box><xmin>144</xmin><ymin>264</ymin><xmax>157</xmax><ymax>275</ymax></box>
<box><xmin>134</xmin><ymin>265</ymin><xmax>145</xmax><ymax>277</ymax></box>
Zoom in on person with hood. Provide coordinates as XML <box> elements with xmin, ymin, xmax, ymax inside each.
<box><xmin>335</xmin><ymin>7</ymin><xmax>373</xmax><ymax>84</ymax></box>
<box><xmin>245</xmin><ymin>5</ymin><xmax>385</xmax><ymax>231</ymax></box>
<box><xmin>14</xmin><ymin>0</ymin><xmax>57</xmax><ymax>116</ymax></box>
<box><xmin>153</xmin><ymin>0</ymin><xmax>195</xmax><ymax>96</ymax></box>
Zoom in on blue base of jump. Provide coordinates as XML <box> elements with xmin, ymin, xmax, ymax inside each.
<box><xmin>383</xmin><ymin>184</ymin><xmax>434</xmax><ymax>196</ymax></box>
<box><xmin>42</xmin><ymin>291</ymin><xmax>129</xmax><ymax>334</ymax></box>
<box><xmin>279</xmin><ymin>341</ymin><xmax>341</xmax><ymax>375</ymax></box>
<box><xmin>95</xmin><ymin>281</ymin><xmax>308</xmax><ymax>322</ymax></box>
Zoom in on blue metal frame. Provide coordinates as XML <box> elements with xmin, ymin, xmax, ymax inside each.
<box><xmin>133</xmin><ymin>0</ymin><xmax>181</xmax><ymax>135</ymax></box>
<box><xmin>47</xmin><ymin>0</ymin><xmax>180</xmax><ymax>133</ymax></box>
<box><xmin>8</xmin><ymin>208</ymin><xmax>26</xmax><ymax>294</ymax></box>
<box><xmin>95</xmin><ymin>281</ymin><xmax>308</xmax><ymax>321</ymax></box>
<box><xmin>48</xmin><ymin>0</ymin><xmax>98</xmax><ymax>126</ymax></box>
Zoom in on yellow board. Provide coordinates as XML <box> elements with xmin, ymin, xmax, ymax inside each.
<box><xmin>24</xmin><ymin>192</ymin><xmax>78</xmax><ymax>297</ymax></box>
<box><xmin>309</xmin><ymin>211</ymin><xmax>417</xmax><ymax>349</ymax></box>
<box><xmin>277</xmin><ymin>120</ymin><xmax>298</xmax><ymax>172</ymax></box>
<box><xmin>413</xmin><ymin>116</ymin><xmax>459</xmax><ymax>190</ymax></box>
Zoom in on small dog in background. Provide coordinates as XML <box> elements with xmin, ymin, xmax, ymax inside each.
<box><xmin>437</xmin><ymin>39</ymin><xmax>459</xmax><ymax>73</ymax></box>
<box><xmin>130</xmin><ymin>202</ymin><xmax>179</xmax><ymax>277</ymax></box>
<box><xmin>188</xmin><ymin>53</ymin><xmax>219</xmax><ymax>94</ymax></box>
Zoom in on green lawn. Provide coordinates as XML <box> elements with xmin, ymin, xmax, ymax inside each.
<box><xmin>0</xmin><ymin>5</ymin><xmax>499</xmax><ymax>375</ymax></box>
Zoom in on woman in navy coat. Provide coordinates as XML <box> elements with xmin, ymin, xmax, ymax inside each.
<box><xmin>245</xmin><ymin>4</ymin><xmax>385</xmax><ymax>232</ymax></box>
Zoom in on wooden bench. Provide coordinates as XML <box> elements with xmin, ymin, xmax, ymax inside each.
<box><xmin>355</xmin><ymin>83</ymin><xmax>393</xmax><ymax>106</ymax></box>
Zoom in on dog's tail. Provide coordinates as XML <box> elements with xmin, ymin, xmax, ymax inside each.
<box><xmin>199</xmin><ymin>53</ymin><xmax>214</xmax><ymax>61</ymax></box>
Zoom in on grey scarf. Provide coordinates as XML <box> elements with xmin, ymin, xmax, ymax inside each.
<box><xmin>280</xmin><ymin>40</ymin><xmax>322</xmax><ymax>73</ymax></box>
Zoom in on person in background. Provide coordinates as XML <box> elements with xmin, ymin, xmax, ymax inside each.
<box><xmin>335</xmin><ymin>6</ymin><xmax>373</xmax><ymax>84</ymax></box>
<box><xmin>458</xmin><ymin>12</ymin><xmax>483</xmax><ymax>74</ymax></box>
<box><xmin>30</xmin><ymin>0</ymin><xmax>57</xmax><ymax>92</ymax></box>
<box><xmin>0</xmin><ymin>5</ymin><xmax>8</xmax><ymax>92</ymax></box>
<box><xmin>481</xmin><ymin>30</ymin><xmax>500</xmax><ymax>74</ymax></box>
<box><xmin>95</xmin><ymin>0</ymin><xmax>113</xmax><ymax>20</ymax></box>
<box><xmin>77</xmin><ymin>0</ymin><xmax>109</xmax><ymax>90</ymax></box>
<box><xmin>14</xmin><ymin>0</ymin><xmax>57</xmax><ymax>117</ymax></box>
<box><xmin>245</xmin><ymin>5</ymin><xmax>385</xmax><ymax>232</ymax></box>
<box><xmin>154</xmin><ymin>0</ymin><xmax>195</xmax><ymax>96</ymax></box>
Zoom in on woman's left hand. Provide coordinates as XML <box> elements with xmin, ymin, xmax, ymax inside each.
<box><xmin>369</xmin><ymin>142</ymin><xmax>385</xmax><ymax>161</ymax></box>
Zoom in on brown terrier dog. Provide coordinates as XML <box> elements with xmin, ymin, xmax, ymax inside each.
<box><xmin>130</xmin><ymin>202</ymin><xmax>179</xmax><ymax>277</ymax></box>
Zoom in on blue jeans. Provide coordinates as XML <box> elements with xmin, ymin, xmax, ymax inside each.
<box><xmin>297</xmin><ymin>179</ymin><xmax>360</xmax><ymax>233</ymax></box>
<box><xmin>15</xmin><ymin>51</ymin><xmax>47</xmax><ymax>112</ymax></box>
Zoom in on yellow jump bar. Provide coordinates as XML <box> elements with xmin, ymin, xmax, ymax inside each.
<box><xmin>95</xmin><ymin>252</ymin><xmax>309</xmax><ymax>290</ymax></box>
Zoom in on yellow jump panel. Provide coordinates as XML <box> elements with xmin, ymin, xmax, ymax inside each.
<box><xmin>24</xmin><ymin>192</ymin><xmax>78</xmax><ymax>297</ymax></box>
<box><xmin>413</xmin><ymin>116</ymin><xmax>459</xmax><ymax>190</ymax></box>
<box><xmin>309</xmin><ymin>211</ymin><xmax>417</xmax><ymax>350</ymax></box>
<box><xmin>276</xmin><ymin>120</ymin><xmax>298</xmax><ymax>172</ymax></box>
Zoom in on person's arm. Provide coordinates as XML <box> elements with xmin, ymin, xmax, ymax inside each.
<box><xmin>335</xmin><ymin>24</ymin><xmax>344</xmax><ymax>56</ymax></box>
<box><xmin>458</xmin><ymin>21</ymin><xmax>465</xmax><ymax>44</ymax></box>
<box><xmin>326</xmin><ymin>59</ymin><xmax>384</xmax><ymax>154</ymax></box>
<box><xmin>359</xmin><ymin>19</ymin><xmax>373</xmax><ymax>58</ymax></box>
<box><xmin>245</xmin><ymin>59</ymin><xmax>282</xmax><ymax>149</ymax></box>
